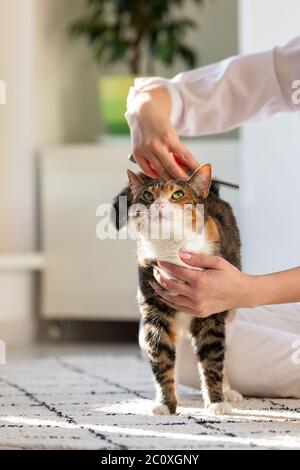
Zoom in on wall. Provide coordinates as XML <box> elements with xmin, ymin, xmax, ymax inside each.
<box><xmin>186</xmin><ymin>0</ymin><xmax>238</xmax><ymax>66</ymax></box>
<box><xmin>0</xmin><ymin>0</ymin><xmax>100</xmax><ymax>251</ymax></box>
<box><xmin>0</xmin><ymin>0</ymin><xmax>238</xmax><ymax>343</ymax></box>
<box><xmin>33</xmin><ymin>0</ymin><xmax>100</xmax><ymax>145</ymax></box>
<box><xmin>0</xmin><ymin>0</ymin><xmax>35</xmax><ymax>252</ymax></box>
<box><xmin>239</xmin><ymin>0</ymin><xmax>300</xmax><ymax>274</ymax></box>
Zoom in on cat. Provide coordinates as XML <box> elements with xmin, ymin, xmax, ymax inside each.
<box><xmin>113</xmin><ymin>164</ymin><xmax>243</xmax><ymax>416</ymax></box>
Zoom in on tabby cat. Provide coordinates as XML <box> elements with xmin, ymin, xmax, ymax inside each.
<box><xmin>113</xmin><ymin>164</ymin><xmax>243</xmax><ymax>416</ymax></box>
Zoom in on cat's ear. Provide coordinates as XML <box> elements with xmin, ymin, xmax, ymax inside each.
<box><xmin>188</xmin><ymin>164</ymin><xmax>212</xmax><ymax>198</ymax></box>
<box><xmin>127</xmin><ymin>170</ymin><xmax>145</xmax><ymax>198</ymax></box>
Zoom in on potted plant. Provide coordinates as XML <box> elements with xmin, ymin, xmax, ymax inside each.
<box><xmin>70</xmin><ymin>0</ymin><xmax>205</xmax><ymax>134</ymax></box>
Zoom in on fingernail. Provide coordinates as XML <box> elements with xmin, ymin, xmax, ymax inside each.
<box><xmin>180</xmin><ymin>251</ymin><xmax>192</xmax><ymax>260</ymax></box>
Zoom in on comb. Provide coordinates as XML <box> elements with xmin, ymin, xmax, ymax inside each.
<box><xmin>128</xmin><ymin>154</ymin><xmax>239</xmax><ymax>191</ymax></box>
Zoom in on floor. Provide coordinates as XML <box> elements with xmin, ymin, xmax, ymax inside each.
<box><xmin>0</xmin><ymin>342</ymin><xmax>300</xmax><ymax>450</ymax></box>
<box><xmin>8</xmin><ymin>342</ymin><xmax>139</xmax><ymax>364</ymax></box>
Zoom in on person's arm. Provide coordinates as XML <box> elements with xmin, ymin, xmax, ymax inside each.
<box><xmin>251</xmin><ymin>267</ymin><xmax>300</xmax><ymax>307</ymax></box>
<box><xmin>149</xmin><ymin>251</ymin><xmax>300</xmax><ymax>318</ymax></box>
<box><xmin>126</xmin><ymin>86</ymin><xmax>200</xmax><ymax>179</ymax></box>
<box><xmin>126</xmin><ymin>37</ymin><xmax>300</xmax><ymax>178</ymax></box>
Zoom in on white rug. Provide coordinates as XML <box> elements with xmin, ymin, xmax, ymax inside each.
<box><xmin>0</xmin><ymin>355</ymin><xmax>299</xmax><ymax>450</ymax></box>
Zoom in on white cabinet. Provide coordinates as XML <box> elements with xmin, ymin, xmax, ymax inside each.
<box><xmin>40</xmin><ymin>139</ymin><xmax>239</xmax><ymax>320</ymax></box>
<box><xmin>240</xmin><ymin>0</ymin><xmax>300</xmax><ymax>274</ymax></box>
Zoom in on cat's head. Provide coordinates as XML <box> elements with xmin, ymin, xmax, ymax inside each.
<box><xmin>127</xmin><ymin>164</ymin><xmax>212</xmax><ymax>240</ymax></box>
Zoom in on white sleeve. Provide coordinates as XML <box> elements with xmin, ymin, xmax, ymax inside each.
<box><xmin>127</xmin><ymin>37</ymin><xmax>300</xmax><ymax>137</ymax></box>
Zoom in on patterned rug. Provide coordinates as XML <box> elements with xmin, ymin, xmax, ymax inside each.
<box><xmin>0</xmin><ymin>355</ymin><xmax>299</xmax><ymax>450</ymax></box>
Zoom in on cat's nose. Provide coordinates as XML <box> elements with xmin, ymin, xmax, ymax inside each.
<box><xmin>155</xmin><ymin>202</ymin><xmax>165</xmax><ymax>211</ymax></box>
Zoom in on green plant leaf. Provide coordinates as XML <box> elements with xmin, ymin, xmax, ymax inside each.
<box><xmin>69</xmin><ymin>0</ymin><xmax>206</xmax><ymax>74</ymax></box>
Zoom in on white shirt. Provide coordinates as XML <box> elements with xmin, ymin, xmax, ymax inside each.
<box><xmin>127</xmin><ymin>36</ymin><xmax>300</xmax><ymax>136</ymax></box>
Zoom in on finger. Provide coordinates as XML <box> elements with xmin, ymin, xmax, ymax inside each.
<box><xmin>150</xmin><ymin>281</ymin><xmax>194</xmax><ymax>309</ymax></box>
<box><xmin>157</xmin><ymin>261</ymin><xmax>196</xmax><ymax>284</ymax></box>
<box><xmin>180</xmin><ymin>251</ymin><xmax>225</xmax><ymax>270</ymax></box>
<box><xmin>146</xmin><ymin>153</ymin><xmax>173</xmax><ymax>180</ymax></box>
<box><xmin>152</xmin><ymin>142</ymin><xmax>190</xmax><ymax>180</ymax></box>
<box><xmin>170</xmin><ymin>144</ymin><xmax>200</xmax><ymax>173</ymax></box>
<box><xmin>149</xmin><ymin>279</ymin><xmax>173</xmax><ymax>295</ymax></box>
<box><xmin>137</xmin><ymin>146</ymin><xmax>173</xmax><ymax>179</ymax></box>
<box><xmin>153</xmin><ymin>268</ymin><xmax>192</xmax><ymax>297</ymax></box>
<box><xmin>135</xmin><ymin>155</ymin><xmax>158</xmax><ymax>179</ymax></box>
<box><xmin>134</xmin><ymin>152</ymin><xmax>158</xmax><ymax>179</ymax></box>
<box><xmin>146</xmin><ymin>160</ymin><xmax>160</xmax><ymax>177</ymax></box>
<box><xmin>161</xmin><ymin>298</ymin><xmax>198</xmax><ymax>316</ymax></box>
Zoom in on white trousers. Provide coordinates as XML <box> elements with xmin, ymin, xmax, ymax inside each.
<box><xmin>139</xmin><ymin>304</ymin><xmax>300</xmax><ymax>398</ymax></box>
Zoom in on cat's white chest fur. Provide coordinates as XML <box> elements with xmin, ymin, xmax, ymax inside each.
<box><xmin>139</xmin><ymin>228</ymin><xmax>215</xmax><ymax>338</ymax></box>
<box><xmin>139</xmin><ymin>226</ymin><xmax>214</xmax><ymax>268</ymax></box>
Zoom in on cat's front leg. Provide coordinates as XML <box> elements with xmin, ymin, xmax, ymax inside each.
<box><xmin>143</xmin><ymin>308</ymin><xmax>177</xmax><ymax>416</ymax></box>
<box><xmin>191</xmin><ymin>315</ymin><xmax>232</xmax><ymax>416</ymax></box>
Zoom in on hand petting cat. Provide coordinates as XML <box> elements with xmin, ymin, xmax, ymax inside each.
<box><xmin>126</xmin><ymin>86</ymin><xmax>199</xmax><ymax>179</ymax></box>
<box><xmin>150</xmin><ymin>250</ymin><xmax>255</xmax><ymax>317</ymax></box>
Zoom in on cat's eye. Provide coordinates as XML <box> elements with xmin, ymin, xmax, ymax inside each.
<box><xmin>172</xmin><ymin>190</ymin><xmax>185</xmax><ymax>201</ymax></box>
<box><xmin>142</xmin><ymin>191</ymin><xmax>155</xmax><ymax>203</ymax></box>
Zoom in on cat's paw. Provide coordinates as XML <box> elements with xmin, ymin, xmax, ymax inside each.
<box><xmin>207</xmin><ymin>402</ymin><xmax>232</xmax><ymax>416</ymax></box>
<box><xmin>151</xmin><ymin>403</ymin><xmax>171</xmax><ymax>416</ymax></box>
<box><xmin>224</xmin><ymin>389</ymin><xmax>243</xmax><ymax>403</ymax></box>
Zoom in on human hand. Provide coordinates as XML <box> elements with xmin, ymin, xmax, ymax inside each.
<box><xmin>150</xmin><ymin>250</ymin><xmax>255</xmax><ymax>317</ymax></box>
<box><xmin>126</xmin><ymin>87</ymin><xmax>199</xmax><ymax>179</ymax></box>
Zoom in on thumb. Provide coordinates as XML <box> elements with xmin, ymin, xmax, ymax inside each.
<box><xmin>180</xmin><ymin>250</ymin><xmax>224</xmax><ymax>269</ymax></box>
